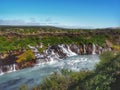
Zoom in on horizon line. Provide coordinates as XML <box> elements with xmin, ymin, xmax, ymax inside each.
<box><xmin>0</xmin><ymin>24</ymin><xmax>119</xmax><ymax>30</ymax></box>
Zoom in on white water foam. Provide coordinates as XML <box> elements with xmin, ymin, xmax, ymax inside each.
<box><xmin>92</xmin><ymin>43</ymin><xmax>96</xmax><ymax>54</ymax></box>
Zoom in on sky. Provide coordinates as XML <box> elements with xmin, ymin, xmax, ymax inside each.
<box><xmin>0</xmin><ymin>0</ymin><xmax>120</xmax><ymax>28</ymax></box>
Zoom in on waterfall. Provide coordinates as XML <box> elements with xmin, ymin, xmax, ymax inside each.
<box><xmin>58</xmin><ymin>45</ymin><xmax>70</xmax><ymax>56</ymax></box>
<box><xmin>45</xmin><ymin>46</ymin><xmax>50</xmax><ymax>54</ymax></box>
<box><xmin>51</xmin><ymin>50</ymin><xmax>55</xmax><ymax>55</ymax></box>
<box><xmin>9</xmin><ymin>65</ymin><xmax>13</xmax><ymax>72</ymax></box>
<box><xmin>13</xmin><ymin>64</ymin><xmax>16</xmax><ymax>72</ymax></box>
<box><xmin>92</xmin><ymin>43</ymin><xmax>96</xmax><ymax>54</ymax></box>
<box><xmin>67</xmin><ymin>45</ymin><xmax>77</xmax><ymax>56</ymax></box>
<box><xmin>29</xmin><ymin>45</ymin><xmax>60</xmax><ymax>64</ymax></box>
<box><xmin>83</xmin><ymin>44</ymin><xmax>86</xmax><ymax>54</ymax></box>
<box><xmin>58</xmin><ymin>44</ymin><xmax>76</xmax><ymax>56</ymax></box>
<box><xmin>51</xmin><ymin>50</ymin><xmax>59</xmax><ymax>60</ymax></box>
<box><xmin>99</xmin><ymin>46</ymin><xmax>102</xmax><ymax>54</ymax></box>
<box><xmin>29</xmin><ymin>44</ymin><xmax>77</xmax><ymax>60</ymax></box>
<box><xmin>0</xmin><ymin>64</ymin><xmax>18</xmax><ymax>75</ymax></box>
<box><xmin>0</xmin><ymin>68</ymin><xmax>4</xmax><ymax>75</ymax></box>
<box><xmin>29</xmin><ymin>44</ymin><xmax>77</xmax><ymax>65</ymax></box>
<box><xmin>7</xmin><ymin>65</ymin><xmax>11</xmax><ymax>73</ymax></box>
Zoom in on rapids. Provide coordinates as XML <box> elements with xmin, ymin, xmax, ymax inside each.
<box><xmin>0</xmin><ymin>55</ymin><xmax>100</xmax><ymax>90</ymax></box>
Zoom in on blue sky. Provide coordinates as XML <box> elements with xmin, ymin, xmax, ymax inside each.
<box><xmin>0</xmin><ymin>0</ymin><xmax>119</xmax><ymax>28</ymax></box>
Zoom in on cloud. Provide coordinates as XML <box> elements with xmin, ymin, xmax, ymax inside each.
<box><xmin>0</xmin><ymin>19</ymin><xmax>95</xmax><ymax>28</ymax></box>
<box><xmin>0</xmin><ymin>19</ymin><xmax>26</xmax><ymax>25</ymax></box>
<box><xmin>0</xmin><ymin>18</ymin><xmax>59</xmax><ymax>26</ymax></box>
<box><xmin>0</xmin><ymin>18</ymin><xmax>82</xmax><ymax>28</ymax></box>
<box><xmin>39</xmin><ymin>17</ymin><xmax>59</xmax><ymax>25</ymax></box>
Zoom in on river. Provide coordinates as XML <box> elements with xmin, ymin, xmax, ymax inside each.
<box><xmin>0</xmin><ymin>55</ymin><xmax>100</xmax><ymax>90</ymax></box>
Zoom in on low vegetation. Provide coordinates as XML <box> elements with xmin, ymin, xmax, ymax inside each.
<box><xmin>16</xmin><ymin>50</ymin><xmax>35</xmax><ymax>64</ymax></box>
<box><xmin>0</xmin><ymin>26</ymin><xmax>120</xmax><ymax>53</ymax></box>
<box><xmin>16</xmin><ymin>50</ymin><xmax>35</xmax><ymax>68</ymax></box>
<box><xmin>0</xmin><ymin>35</ymin><xmax>107</xmax><ymax>53</ymax></box>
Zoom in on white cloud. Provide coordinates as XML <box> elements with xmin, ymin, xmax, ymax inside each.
<box><xmin>0</xmin><ymin>18</ymin><xmax>59</xmax><ymax>26</ymax></box>
<box><xmin>0</xmin><ymin>19</ymin><xmax>26</xmax><ymax>25</ymax></box>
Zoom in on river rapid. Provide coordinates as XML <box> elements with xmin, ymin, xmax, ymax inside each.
<box><xmin>0</xmin><ymin>55</ymin><xmax>100</xmax><ymax>90</ymax></box>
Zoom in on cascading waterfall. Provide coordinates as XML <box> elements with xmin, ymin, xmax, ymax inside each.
<box><xmin>7</xmin><ymin>64</ymin><xmax>17</xmax><ymax>72</ymax></box>
<box><xmin>28</xmin><ymin>43</ymin><xmax>111</xmax><ymax>65</ymax></box>
<box><xmin>13</xmin><ymin>64</ymin><xmax>16</xmax><ymax>72</ymax></box>
<box><xmin>29</xmin><ymin>45</ymin><xmax>57</xmax><ymax>64</ymax></box>
<box><xmin>83</xmin><ymin>44</ymin><xmax>86</xmax><ymax>54</ymax></box>
<box><xmin>0</xmin><ymin>68</ymin><xmax>4</xmax><ymax>75</ymax></box>
<box><xmin>58</xmin><ymin>44</ymin><xmax>71</xmax><ymax>56</ymax></box>
<box><xmin>51</xmin><ymin>50</ymin><xmax>55</xmax><ymax>55</ymax></box>
<box><xmin>92</xmin><ymin>43</ymin><xmax>96</xmax><ymax>54</ymax></box>
<box><xmin>51</xmin><ymin>50</ymin><xmax>59</xmax><ymax>60</ymax></box>
<box><xmin>8</xmin><ymin>65</ymin><xmax>13</xmax><ymax>73</ymax></box>
<box><xmin>0</xmin><ymin>63</ymin><xmax>17</xmax><ymax>75</ymax></box>
<box><xmin>58</xmin><ymin>44</ymin><xmax>77</xmax><ymax>56</ymax></box>
<box><xmin>67</xmin><ymin>45</ymin><xmax>77</xmax><ymax>56</ymax></box>
<box><xmin>29</xmin><ymin>44</ymin><xmax>77</xmax><ymax>65</ymax></box>
<box><xmin>99</xmin><ymin>46</ymin><xmax>102</xmax><ymax>54</ymax></box>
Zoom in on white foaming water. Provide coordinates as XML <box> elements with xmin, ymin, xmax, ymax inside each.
<box><xmin>0</xmin><ymin>55</ymin><xmax>100</xmax><ymax>90</ymax></box>
<box><xmin>99</xmin><ymin>46</ymin><xmax>102</xmax><ymax>54</ymax></box>
<box><xmin>83</xmin><ymin>44</ymin><xmax>86</xmax><ymax>54</ymax></box>
<box><xmin>0</xmin><ymin>64</ymin><xmax>17</xmax><ymax>76</ymax></box>
<box><xmin>67</xmin><ymin>45</ymin><xmax>77</xmax><ymax>56</ymax></box>
<box><xmin>58</xmin><ymin>44</ymin><xmax>76</xmax><ymax>56</ymax></box>
<box><xmin>0</xmin><ymin>69</ymin><xmax>4</xmax><ymax>76</ymax></box>
<box><xmin>29</xmin><ymin>45</ymin><xmax>77</xmax><ymax>65</ymax></box>
<box><xmin>58</xmin><ymin>44</ymin><xmax>71</xmax><ymax>56</ymax></box>
<box><xmin>92</xmin><ymin>43</ymin><xmax>96</xmax><ymax>54</ymax></box>
<box><xmin>13</xmin><ymin>64</ymin><xmax>16</xmax><ymax>72</ymax></box>
<box><xmin>7</xmin><ymin>65</ymin><xmax>13</xmax><ymax>73</ymax></box>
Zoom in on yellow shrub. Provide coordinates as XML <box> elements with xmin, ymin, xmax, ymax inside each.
<box><xmin>16</xmin><ymin>50</ymin><xmax>35</xmax><ymax>63</ymax></box>
<box><xmin>112</xmin><ymin>45</ymin><xmax>120</xmax><ymax>51</ymax></box>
